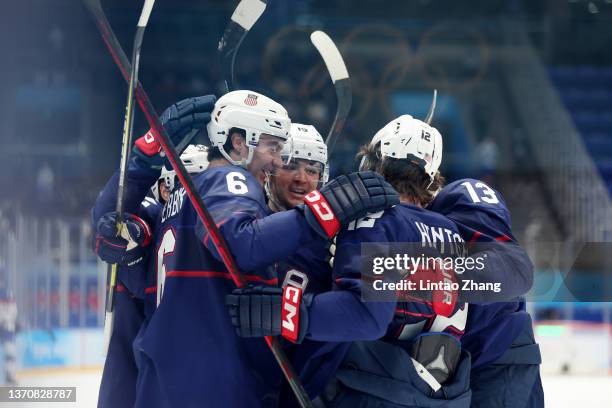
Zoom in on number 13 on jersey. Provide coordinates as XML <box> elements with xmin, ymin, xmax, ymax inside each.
<box><xmin>461</xmin><ymin>181</ymin><xmax>499</xmax><ymax>204</ymax></box>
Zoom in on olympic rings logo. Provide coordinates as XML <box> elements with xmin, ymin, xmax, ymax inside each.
<box><xmin>261</xmin><ymin>22</ymin><xmax>490</xmax><ymax>122</ymax></box>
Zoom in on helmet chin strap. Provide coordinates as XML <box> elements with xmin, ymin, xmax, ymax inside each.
<box><xmin>359</xmin><ymin>154</ymin><xmax>379</xmax><ymax>172</ymax></box>
<box><xmin>358</xmin><ymin>156</ymin><xmax>369</xmax><ymax>172</ymax></box>
<box><xmin>264</xmin><ymin>172</ymin><xmax>288</xmax><ymax>212</ymax></box>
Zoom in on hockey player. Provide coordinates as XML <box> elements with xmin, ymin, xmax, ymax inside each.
<box><xmin>265</xmin><ymin>124</ymin><xmax>353</xmax><ymax>404</ymax></box>
<box><xmin>95</xmin><ymin>147</ymin><xmax>209</xmax><ymax>408</ymax></box>
<box><xmin>92</xmin><ymin>95</ymin><xmax>216</xmax><ymax>408</ymax></box>
<box><xmin>129</xmin><ymin>90</ymin><xmax>398</xmax><ymax>408</ymax></box>
<box><xmin>266</xmin><ymin>122</ymin><xmax>336</xmax><ymax>295</ymax></box>
<box><xmin>303</xmin><ymin>127</ymin><xmax>539</xmax><ymax>407</ymax></box>
<box><xmin>267</xmin><ymin>124</ymin><xmax>328</xmax><ymax>210</ymax></box>
<box><xmin>428</xmin><ymin>180</ymin><xmax>543</xmax><ymax>408</ymax></box>
<box><xmin>150</xmin><ymin>145</ymin><xmax>209</xmax><ymax>205</ymax></box>
<box><xmin>96</xmin><ymin>120</ymin><xmax>345</xmax><ymax>404</ymax></box>
<box><xmin>228</xmin><ymin>115</ymin><xmax>473</xmax><ymax>407</ymax></box>
<box><xmin>95</xmin><ymin>210</ymin><xmax>156</xmax><ymax>408</ymax></box>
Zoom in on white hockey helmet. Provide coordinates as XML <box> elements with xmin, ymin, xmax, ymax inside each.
<box><xmin>364</xmin><ymin>115</ymin><xmax>443</xmax><ymax>183</ymax></box>
<box><xmin>151</xmin><ymin>144</ymin><xmax>209</xmax><ymax>201</ymax></box>
<box><xmin>284</xmin><ymin>123</ymin><xmax>329</xmax><ymax>184</ymax></box>
<box><xmin>206</xmin><ymin>90</ymin><xmax>291</xmax><ymax>167</ymax></box>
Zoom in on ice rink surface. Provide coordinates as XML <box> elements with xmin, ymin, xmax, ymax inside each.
<box><xmin>6</xmin><ymin>368</ymin><xmax>101</xmax><ymax>408</ymax></box>
<box><xmin>541</xmin><ymin>374</ymin><xmax>612</xmax><ymax>407</ymax></box>
<box><xmin>3</xmin><ymin>368</ymin><xmax>610</xmax><ymax>407</ymax></box>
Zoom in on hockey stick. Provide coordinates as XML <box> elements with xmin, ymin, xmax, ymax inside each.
<box><xmin>310</xmin><ymin>31</ymin><xmax>352</xmax><ymax>158</ymax></box>
<box><xmin>217</xmin><ymin>0</ymin><xmax>267</xmax><ymax>93</ymax></box>
<box><xmin>424</xmin><ymin>89</ymin><xmax>438</xmax><ymax>125</ymax></box>
<box><xmin>100</xmin><ymin>0</ymin><xmax>156</xmax><ymax>355</ymax></box>
<box><xmin>164</xmin><ymin>0</ymin><xmax>266</xmax><ymax>165</ymax></box>
<box><xmin>84</xmin><ymin>2</ymin><xmax>312</xmax><ymax>406</ymax></box>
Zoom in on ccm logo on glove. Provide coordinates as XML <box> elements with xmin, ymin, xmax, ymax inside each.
<box><xmin>303</xmin><ymin>190</ymin><xmax>340</xmax><ymax>238</ymax></box>
<box><xmin>281</xmin><ymin>285</ymin><xmax>303</xmax><ymax>343</ymax></box>
<box><xmin>135</xmin><ymin>130</ymin><xmax>161</xmax><ymax>157</ymax></box>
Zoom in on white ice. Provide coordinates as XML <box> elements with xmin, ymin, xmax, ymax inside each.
<box><xmin>4</xmin><ymin>369</ymin><xmax>611</xmax><ymax>407</ymax></box>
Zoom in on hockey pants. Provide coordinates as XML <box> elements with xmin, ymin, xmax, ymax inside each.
<box><xmin>469</xmin><ymin>315</ymin><xmax>543</xmax><ymax>408</ymax></box>
<box><xmin>326</xmin><ymin>340</ymin><xmax>472</xmax><ymax>408</ymax></box>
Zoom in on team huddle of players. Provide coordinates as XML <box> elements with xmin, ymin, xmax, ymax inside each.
<box><xmin>92</xmin><ymin>90</ymin><xmax>544</xmax><ymax>408</ymax></box>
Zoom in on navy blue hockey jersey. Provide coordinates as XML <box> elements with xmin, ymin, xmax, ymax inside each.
<box><xmin>428</xmin><ymin>178</ymin><xmax>532</xmax><ymax>369</ymax></box>
<box><xmin>134</xmin><ymin>164</ymin><xmax>321</xmax><ymax>408</ymax></box>
<box><xmin>91</xmin><ymin>160</ymin><xmax>161</xmax><ymax>408</ymax></box>
<box><xmin>304</xmin><ymin>203</ymin><xmax>466</xmax><ymax>344</ymax></box>
<box><xmin>100</xmin><ymin>199</ymin><xmax>161</xmax><ymax>408</ymax></box>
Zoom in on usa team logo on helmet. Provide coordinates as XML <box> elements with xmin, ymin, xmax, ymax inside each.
<box><xmin>244</xmin><ymin>94</ymin><xmax>258</xmax><ymax>106</ymax></box>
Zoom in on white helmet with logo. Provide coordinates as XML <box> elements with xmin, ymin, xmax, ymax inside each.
<box><xmin>363</xmin><ymin>114</ymin><xmax>443</xmax><ymax>183</ymax></box>
<box><xmin>207</xmin><ymin>90</ymin><xmax>291</xmax><ymax>167</ymax></box>
<box><xmin>285</xmin><ymin>123</ymin><xmax>329</xmax><ymax>184</ymax></box>
<box><xmin>151</xmin><ymin>144</ymin><xmax>209</xmax><ymax>201</ymax></box>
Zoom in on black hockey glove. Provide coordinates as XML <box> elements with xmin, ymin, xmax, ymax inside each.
<box><xmin>133</xmin><ymin>94</ymin><xmax>217</xmax><ymax>170</ymax></box>
<box><xmin>410</xmin><ymin>333</ymin><xmax>462</xmax><ymax>386</ymax></box>
<box><xmin>94</xmin><ymin>211</ymin><xmax>152</xmax><ymax>267</ymax></box>
<box><xmin>301</xmin><ymin>170</ymin><xmax>399</xmax><ymax>238</ymax></box>
<box><xmin>226</xmin><ymin>286</ymin><xmax>313</xmax><ymax>343</ymax></box>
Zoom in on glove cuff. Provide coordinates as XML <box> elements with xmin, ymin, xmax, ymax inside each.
<box><xmin>281</xmin><ymin>287</ymin><xmax>311</xmax><ymax>344</ymax></box>
<box><xmin>130</xmin><ymin>214</ymin><xmax>153</xmax><ymax>247</ymax></box>
<box><xmin>133</xmin><ymin>130</ymin><xmax>164</xmax><ymax>171</ymax></box>
<box><xmin>303</xmin><ymin>190</ymin><xmax>340</xmax><ymax>239</ymax></box>
<box><xmin>134</xmin><ymin>129</ymin><xmax>161</xmax><ymax>157</ymax></box>
<box><xmin>281</xmin><ymin>284</ymin><xmax>303</xmax><ymax>343</ymax></box>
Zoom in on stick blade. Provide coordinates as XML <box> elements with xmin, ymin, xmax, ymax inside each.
<box><xmin>137</xmin><ymin>0</ymin><xmax>156</xmax><ymax>27</ymax></box>
<box><xmin>310</xmin><ymin>31</ymin><xmax>352</xmax><ymax>154</ymax></box>
<box><xmin>218</xmin><ymin>0</ymin><xmax>268</xmax><ymax>92</ymax></box>
<box><xmin>230</xmin><ymin>0</ymin><xmax>267</xmax><ymax>31</ymax></box>
<box><xmin>310</xmin><ymin>31</ymin><xmax>349</xmax><ymax>83</ymax></box>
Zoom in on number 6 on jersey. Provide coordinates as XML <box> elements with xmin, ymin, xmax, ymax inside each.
<box><xmin>157</xmin><ymin>228</ymin><xmax>176</xmax><ymax>305</ymax></box>
<box><xmin>226</xmin><ymin>171</ymin><xmax>248</xmax><ymax>195</ymax></box>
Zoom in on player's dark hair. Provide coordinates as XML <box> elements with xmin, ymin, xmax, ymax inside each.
<box><xmin>207</xmin><ymin>127</ymin><xmax>246</xmax><ymax>161</ymax></box>
<box><xmin>356</xmin><ymin>142</ymin><xmax>444</xmax><ymax>206</ymax></box>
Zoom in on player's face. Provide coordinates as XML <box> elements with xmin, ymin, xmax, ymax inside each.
<box><xmin>159</xmin><ymin>180</ymin><xmax>172</xmax><ymax>204</ymax></box>
<box><xmin>248</xmin><ymin>134</ymin><xmax>286</xmax><ymax>185</ymax></box>
<box><xmin>271</xmin><ymin>159</ymin><xmax>322</xmax><ymax>208</ymax></box>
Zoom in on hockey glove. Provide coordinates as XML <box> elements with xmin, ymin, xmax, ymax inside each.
<box><xmin>226</xmin><ymin>285</ymin><xmax>313</xmax><ymax>343</ymax></box>
<box><xmin>133</xmin><ymin>94</ymin><xmax>217</xmax><ymax>170</ymax></box>
<box><xmin>301</xmin><ymin>170</ymin><xmax>399</xmax><ymax>239</ymax></box>
<box><xmin>409</xmin><ymin>333</ymin><xmax>462</xmax><ymax>386</ymax></box>
<box><xmin>94</xmin><ymin>211</ymin><xmax>152</xmax><ymax>267</ymax></box>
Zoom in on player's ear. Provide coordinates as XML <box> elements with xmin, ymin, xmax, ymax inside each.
<box><xmin>230</xmin><ymin>132</ymin><xmax>247</xmax><ymax>155</ymax></box>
